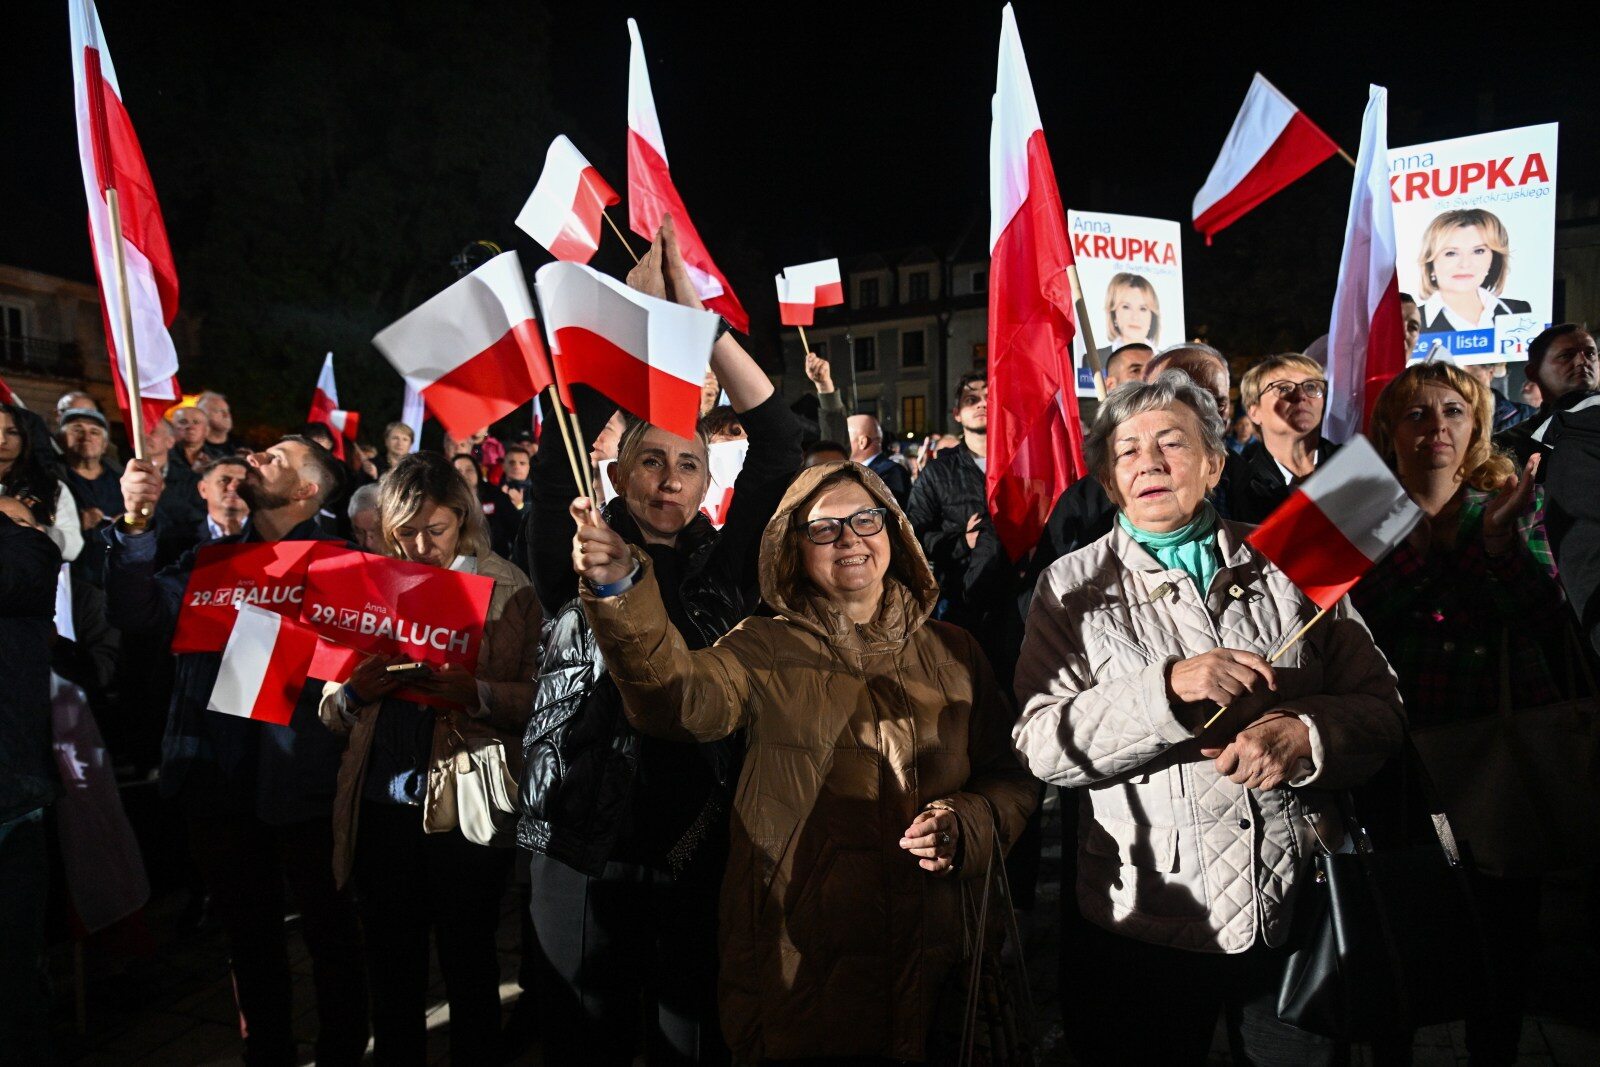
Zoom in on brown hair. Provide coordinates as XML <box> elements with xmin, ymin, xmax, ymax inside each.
<box><xmin>615</xmin><ymin>417</ymin><xmax>710</xmax><ymax>475</ymax></box>
<box><xmin>1239</xmin><ymin>352</ymin><xmax>1324</xmax><ymax>410</ymax></box>
<box><xmin>1369</xmin><ymin>362</ymin><xmax>1516</xmax><ymax>492</ymax></box>
<box><xmin>378</xmin><ymin>452</ymin><xmax>491</xmax><ymax>559</ymax></box>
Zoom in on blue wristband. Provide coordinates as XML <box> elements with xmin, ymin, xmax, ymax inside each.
<box><xmin>588</xmin><ymin>564</ymin><xmax>641</xmax><ymax>599</ymax></box>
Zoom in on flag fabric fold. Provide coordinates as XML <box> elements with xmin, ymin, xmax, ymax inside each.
<box><xmin>400</xmin><ymin>381</ymin><xmax>425</xmax><ymax>452</ymax></box>
<box><xmin>69</xmin><ymin>0</ymin><xmax>182</xmax><ymax>433</ymax></box>
<box><xmin>1192</xmin><ymin>74</ymin><xmax>1340</xmax><ymax>244</ymax></box>
<box><xmin>209</xmin><ymin>605</ymin><xmax>360</xmax><ymax>726</ymax></box>
<box><xmin>986</xmin><ymin>4</ymin><xmax>1087</xmax><ymax>561</ymax></box>
<box><xmin>626</xmin><ymin>18</ymin><xmax>749</xmax><ymax>333</ymax></box>
<box><xmin>1247</xmin><ymin>435</ymin><xmax>1422</xmax><ymax>609</ymax></box>
<box><xmin>774</xmin><ymin>259</ymin><xmax>844</xmax><ymax>327</ymax></box>
<box><xmin>372</xmin><ymin>251</ymin><xmax>553</xmax><ymax>440</ymax></box>
<box><xmin>1325</xmin><ymin>85</ymin><xmax>1406</xmax><ymax>442</ymax></box>
<box><xmin>533</xmin><ymin>261</ymin><xmax>718</xmax><ymax>441</ymax></box>
<box><xmin>308</xmin><ymin>353</ymin><xmax>359</xmax><ymax>450</ymax></box>
<box><xmin>517</xmin><ymin>135</ymin><xmax>621</xmax><ymax>265</ymax></box>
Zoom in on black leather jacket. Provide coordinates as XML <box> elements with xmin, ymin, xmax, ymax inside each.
<box><xmin>514</xmin><ymin>390</ymin><xmax>801</xmax><ymax>875</ymax></box>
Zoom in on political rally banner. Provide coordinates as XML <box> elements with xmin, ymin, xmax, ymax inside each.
<box><xmin>171</xmin><ymin>541</ymin><xmax>331</xmax><ymax>654</ymax></box>
<box><xmin>1065</xmin><ymin>210</ymin><xmax>1186</xmax><ymax>394</ymax></box>
<box><xmin>298</xmin><ymin>543</ymin><xmax>495</xmax><ymax>673</ymax></box>
<box><xmin>1388</xmin><ymin>123</ymin><xmax>1558</xmax><ymax>365</ymax></box>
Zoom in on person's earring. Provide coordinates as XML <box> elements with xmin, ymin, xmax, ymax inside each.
<box><xmin>1429</xmin><ymin>272</ymin><xmax>1437</xmax><ymax>285</ymax></box>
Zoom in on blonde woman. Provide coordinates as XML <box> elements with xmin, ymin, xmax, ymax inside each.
<box><xmin>1099</xmin><ymin>272</ymin><xmax>1161</xmax><ymax>362</ymax></box>
<box><xmin>374</xmin><ymin>420</ymin><xmax>414</xmax><ymax>476</ymax></box>
<box><xmin>320</xmin><ymin>451</ymin><xmax>542</xmax><ymax>1065</ymax></box>
<box><xmin>1416</xmin><ymin>208</ymin><xmax>1530</xmax><ymax>333</ymax></box>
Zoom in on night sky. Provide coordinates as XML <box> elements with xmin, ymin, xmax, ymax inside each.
<box><xmin>3</xmin><ymin>1</ymin><xmax>1593</xmax><ymax>409</ymax></box>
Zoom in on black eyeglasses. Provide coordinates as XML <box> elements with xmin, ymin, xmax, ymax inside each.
<box><xmin>802</xmin><ymin>506</ymin><xmax>888</xmax><ymax>545</ymax></box>
<box><xmin>1262</xmin><ymin>379</ymin><xmax>1328</xmax><ymax>401</ymax></box>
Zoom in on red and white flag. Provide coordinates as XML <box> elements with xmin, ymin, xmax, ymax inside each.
<box><xmin>517</xmin><ymin>135</ymin><xmax>621</xmax><ymax>265</ymax></box>
<box><xmin>1192</xmin><ymin>74</ymin><xmax>1340</xmax><ymax>244</ymax></box>
<box><xmin>308</xmin><ymin>353</ymin><xmax>359</xmax><ymax>456</ymax></box>
<box><xmin>534</xmin><ymin>261</ymin><xmax>718</xmax><ymax>441</ymax></box>
<box><xmin>774</xmin><ymin>259</ymin><xmax>844</xmax><ymax>327</ymax></box>
<box><xmin>208</xmin><ymin>605</ymin><xmax>360</xmax><ymax>727</ymax></box>
<box><xmin>626</xmin><ymin>18</ymin><xmax>749</xmax><ymax>333</ymax></box>
<box><xmin>986</xmin><ymin>4</ymin><xmax>1087</xmax><ymax>561</ymax></box>
<box><xmin>372</xmin><ymin>251</ymin><xmax>553</xmax><ymax>441</ymax></box>
<box><xmin>1325</xmin><ymin>85</ymin><xmax>1406</xmax><ymax>442</ymax></box>
<box><xmin>0</xmin><ymin>373</ymin><xmax>20</xmax><ymax>408</ymax></box>
<box><xmin>69</xmin><ymin>0</ymin><xmax>182</xmax><ymax>433</ymax></box>
<box><xmin>1247</xmin><ymin>435</ymin><xmax>1422</xmax><ymax>609</ymax></box>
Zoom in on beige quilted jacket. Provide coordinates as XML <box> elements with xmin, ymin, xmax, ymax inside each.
<box><xmin>1014</xmin><ymin>519</ymin><xmax>1404</xmax><ymax>953</ymax></box>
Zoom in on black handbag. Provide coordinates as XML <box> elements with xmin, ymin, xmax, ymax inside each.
<box><xmin>1277</xmin><ymin>739</ymin><xmax>1492</xmax><ymax>1040</ymax></box>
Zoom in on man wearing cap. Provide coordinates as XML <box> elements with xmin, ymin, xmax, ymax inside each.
<box><xmin>58</xmin><ymin>408</ymin><xmax>123</xmax><ymax>530</ymax></box>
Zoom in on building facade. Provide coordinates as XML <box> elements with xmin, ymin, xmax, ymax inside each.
<box><xmin>0</xmin><ymin>263</ymin><xmax>116</xmax><ymax>418</ymax></box>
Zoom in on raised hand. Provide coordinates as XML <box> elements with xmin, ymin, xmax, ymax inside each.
<box><xmin>1483</xmin><ymin>453</ymin><xmax>1540</xmax><ymax>553</ymax></box>
<box><xmin>805</xmin><ymin>351</ymin><xmax>834</xmax><ymax>393</ymax></box>
<box><xmin>569</xmin><ymin>497</ymin><xmax>633</xmax><ymax>588</ymax></box>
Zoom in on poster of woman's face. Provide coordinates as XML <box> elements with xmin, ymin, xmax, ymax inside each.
<box><xmin>1105</xmin><ymin>274</ymin><xmax>1160</xmax><ymax>347</ymax></box>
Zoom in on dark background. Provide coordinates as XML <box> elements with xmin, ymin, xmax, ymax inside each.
<box><xmin>4</xmin><ymin>1</ymin><xmax>1592</xmax><ymax>435</ymax></box>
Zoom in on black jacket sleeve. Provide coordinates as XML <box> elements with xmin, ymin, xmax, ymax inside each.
<box><xmin>0</xmin><ymin>515</ymin><xmax>61</xmax><ymax>616</ymax></box>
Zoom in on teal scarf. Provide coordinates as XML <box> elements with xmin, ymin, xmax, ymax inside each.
<box><xmin>1119</xmin><ymin>503</ymin><xmax>1221</xmax><ymax>595</ymax></box>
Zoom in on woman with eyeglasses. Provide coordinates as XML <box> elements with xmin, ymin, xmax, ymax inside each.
<box><xmin>1227</xmin><ymin>353</ymin><xmax>1341</xmax><ymax>523</ymax></box>
<box><xmin>571</xmin><ymin>460</ymin><xmax>1036</xmax><ymax>1063</ymax></box>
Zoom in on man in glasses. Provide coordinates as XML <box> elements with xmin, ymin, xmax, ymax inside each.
<box><xmin>906</xmin><ymin>373</ymin><xmax>991</xmax><ymax>628</ymax></box>
<box><xmin>1228</xmin><ymin>353</ymin><xmax>1340</xmax><ymax>523</ymax></box>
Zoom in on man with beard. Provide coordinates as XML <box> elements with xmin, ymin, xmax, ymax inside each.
<box><xmin>906</xmin><ymin>372</ymin><xmax>991</xmax><ymax>628</ymax></box>
<box><xmin>106</xmin><ymin>436</ymin><xmax>369</xmax><ymax>1066</ymax></box>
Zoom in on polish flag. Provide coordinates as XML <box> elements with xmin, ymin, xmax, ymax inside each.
<box><xmin>1192</xmin><ymin>74</ymin><xmax>1341</xmax><ymax>244</ymax></box>
<box><xmin>517</xmin><ymin>135</ymin><xmax>621</xmax><ymax>265</ymax></box>
<box><xmin>208</xmin><ymin>605</ymin><xmax>361</xmax><ymax>727</ymax></box>
<box><xmin>986</xmin><ymin>5</ymin><xmax>1087</xmax><ymax>562</ymax></box>
<box><xmin>1325</xmin><ymin>85</ymin><xmax>1406</xmax><ymax>443</ymax></box>
<box><xmin>533</xmin><ymin>261</ymin><xmax>718</xmax><ymax>441</ymax></box>
<box><xmin>400</xmin><ymin>381</ymin><xmax>424</xmax><ymax>452</ymax></box>
<box><xmin>626</xmin><ymin>18</ymin><xmax>749</xmax><ymax>333</ymax></box>
<box><xmin>372</xmin><ymin>251</ymin><xmax>553</xmax><ymax>441</ymax></box>
<box><xmin>1248</xmin><ymin>435</ymin><xmax>1421</xmax><ymax>609</ymax></box>
<box><xmin>69</xmin><ymin>0</ymin><xmax>182</xmax><ymax>434</ymax></box>
<box><xmin>307</xmin><ymin>353</ymin><xmax>359</xmax><ymax>456</ymax></box>
<box><xmin>774</xmin><ymin>259</ymin><xmax>844</xmax><ymax>327</ymax></box>
<box><xmin>0</xmin><ymin>373</ymin><xmax>19</xmax><ymax>407</ymax></box>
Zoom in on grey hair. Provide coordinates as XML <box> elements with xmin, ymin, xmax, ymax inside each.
<box><xmin>1084</xmin><ymin>369</ymin><xmax>1229</xmax><ymax>487</ymax></box>
<box><xmin>1146</xmin><ymin>341</ymin><xmax>1226</xmax><ymax>377</ymax></box>
<box><xmin>347</xmin><ymin>482</ymin><xmax>382</xmax><ymax>521</ymax></box>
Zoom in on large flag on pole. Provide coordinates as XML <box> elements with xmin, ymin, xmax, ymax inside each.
<box><xmin>1325</xmin><ymin>85</ymin><xmax>1405</xmax><ymax>442</ymax></box>
<box><xmin>1247</xmin><ymin>435</ymin><xmax>1422</xmax><ymax>608</ymax></box>
<box><xmin>373</xmin><ymin>251</ymin><xmax>553</xmax><ymax>441</ymax></box>
<box><xmin>517</xmin><ymin>135</ymin><xmax>621</xmax><ymax>265</ymax></box>
<box><xmin>69</xmin><ymin>0</ymin><xmax>182</xmax><ymax>433</ymax></box>
<box><xmin>626</xmin><ymin>18</ymin><xmax>749</xmax><ymax>333</ymax></box>
<box><xmin>308</xmin><ymin>353</ymin><xmax>359</xmax><ymax>456</ymax></box>
<box><xmin>986</xmin><ymin>4</ymin><xmax>1087</xmax><ymax>562</ymax></box>
<box><xmin>1192</xmin><ymin>74</ymin><xmax>1341</xmax><ymax>245</ymax></box>
<box><xmin>534</xmin><ymin>261</ymin><xmax>718</xmax><ymax>441</ymax></box>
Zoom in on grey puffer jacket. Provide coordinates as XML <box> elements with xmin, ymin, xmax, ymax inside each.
<box><xmin>1013</xmin><ymin>519</ymin><xmax>1405</xmax><ymax>954</ymax></box>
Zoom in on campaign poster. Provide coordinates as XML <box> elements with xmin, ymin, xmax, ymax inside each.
<box><xmin>1066</xmin><ymin>210</ymin><xmax>1186</xmax><ymax>395</ymax></box>
<box><xmin>171</xmin><ymin>540</ymin><xmax>327</xmax><ymax>653</ymax></box>
<box><xmin>1388</xmin><ymin>123</ymin><xmax>1558</xmax><ymax>365</ymax></box>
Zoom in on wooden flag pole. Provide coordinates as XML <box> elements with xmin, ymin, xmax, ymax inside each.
<box><xmin>1201</xmin><ymin>606</ymin><xmax>1331</xmax><ymax>730</ymax></box>
<box><xmin>544</xmin><ymin>385</ymin><xmax>594</xmax><ymax>504</ymax></box>
<box><xmin>1066</xmin><ymin>262</ymin><xmax>1107</xmax><ymax>400</ymax></box>
<box><xmin>602</xmin><ymin>210</ymin><xmax>641</xmax><ymax>264</ymax></box>
<box><xmin>797</xmin><ymin>324</ymin><xmax>811</xmax><ymax>355</ymax></box>
<box><xmin>105</xmin><ymin>187</ymin><xmax>152</xmax><ymax>527</ymax></box>
<box><xmin>1336</xmin><ymin>147</ymin><xmax>1357</xmax><ymax>167</ymax></box>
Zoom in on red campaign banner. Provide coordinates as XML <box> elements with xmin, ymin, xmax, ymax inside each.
<box><xmin>171</xmin><ymin>541</ymin><xmax>340</xmax><ymax>654</ymax></box>
<box><xmin>298</xmin><ymin>543</ymin><xmax>495</xmax><ymax>672</ymax></box>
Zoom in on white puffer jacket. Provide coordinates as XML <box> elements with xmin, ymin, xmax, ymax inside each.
<box><xmin>1014</xmin><ymin>519</ymin><xmax>1404</xmax><ymax>954</ymax></box>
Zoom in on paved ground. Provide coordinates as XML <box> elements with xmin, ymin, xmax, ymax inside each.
<box><xmin>49</xmin><ymin>791</ymin><xmax>1600</xmax><ymax>1064</ymax></box>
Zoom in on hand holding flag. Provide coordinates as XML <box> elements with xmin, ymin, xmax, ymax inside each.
<box><xmin>569</xmin><ymin>497</ymin><xmax>632</xmax><ymax>588</ymax></box>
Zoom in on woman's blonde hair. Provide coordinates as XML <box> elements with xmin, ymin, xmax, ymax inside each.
<box><xmin>383</xmin><ymin>420</ymin><xmax>415</xmax><ymax>445</ymax></box>
<box><xmin>614</xmin><ymin>416</ymin><xmax>711</xmax><ymax>477</ymax></box>
<box><xmin>1417</xmin><ymin>208</ymin><xmax>1511</xmax><ymax>300</ymax></box>
<box><xmin>1369</xmin><ymin>362</ymin><xmax>1516</xmax><ymax>492</ymax></box>
<box><xmin>1239</xmin><ymin>352</ymin><xmax>1324</xmax><ymax>410</ymax></box>
<box><xmin>377</xmin><ymin>452</ymin><xmax>491</xmax><ymax>559</ymax></box>
<box><xmin>1103</xmin><ymin>273</ymin><xmax>1161</xmax><ymax>347</ymax></box>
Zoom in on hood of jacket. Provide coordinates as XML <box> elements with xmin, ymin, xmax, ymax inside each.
<box><xmin>757</xmin><ymin>461</ymin><xmax>940</xmax><ymax>643</ymax></box>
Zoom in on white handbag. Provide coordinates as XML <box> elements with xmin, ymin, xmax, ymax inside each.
<box><xmin>424</xmin><ymin>719</ymin><xmax>519</xmax><ymax>847</ymax></box>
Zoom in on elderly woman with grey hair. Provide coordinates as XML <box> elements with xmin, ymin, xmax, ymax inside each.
<box><xmin>1013</xmin><ymin>370</ymin><xmax>1405</xmax><ymax>1065</ymax></box>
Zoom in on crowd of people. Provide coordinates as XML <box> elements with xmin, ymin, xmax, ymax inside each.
<box><xmin>2</xmin><ymin>225</ymin><xmax>1598</xmax><ymax>1066</ymax></box>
